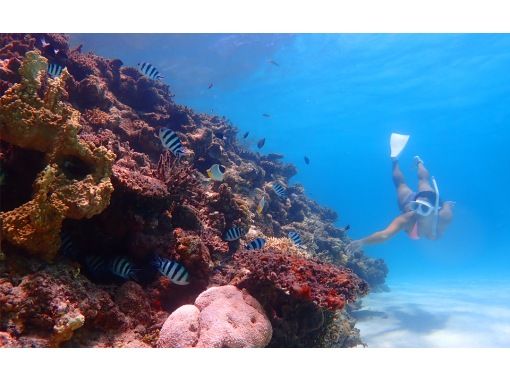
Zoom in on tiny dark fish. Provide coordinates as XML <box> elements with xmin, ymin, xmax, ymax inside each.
<box><xmin>269</xmin><ymin>60</ymin><xmax>280</xmax><ymax>67</ymax></box>
<box><xmin>47</xmin><ymin>63</ymin><xmax>64</xmax><ymax>78</ymax></box>
<box><xmin>343</xmin><ymin>224</ymin><xmax>350</xmax><ymax>231</ymax></box>
<box><xmin>245</xmin><ymin>237</ymin><xmax>266</xmax><ymax>250</ymax></box>
<box><xmin>224</xmin><ymin>227</ymin><xmax>246</xmax><ymax>241</ymax></box>
<box><xmin>208</xmin><ymin>83</ymin><xmax>213</xmax><ymax>89</ymax></box>
<box><xmin>153</xmin><ymin>256</ymin><xmax>190</xmax><ymax>285</ymax></box>
<box><xmin>288</xmin><ymin>231</ymin><xmax>302</xmax><ymax>246</ymax></box>
<box><xmin>262</xmin><ymin>113</ymin><xmax>271</xmax><ymax>118</ymax></box>
<box><xmin>158</xmin><ymin>128</ymin><xmax>186</xmax><ymax>159</ymax></box>
<box><xmin>257</xmin><ymin>138</ymin><xmax>266</xmax><ymax>149</ymax></box>
<box><xmin>137</xmin><ymin>62</ymin><xmax>164</xmax><ymax>80</ymax></box>
<box><xmin>110</xmin><ymin>256</ymin><xmax>138</xmax><ymax>280</ymax></box>
<box><xmin>272</xmin><ymin>182</ymin><xmax>287</xmax><ymax>199</ymax></box>
<box><xmin>243</xmin><ymin>131</ymin><xmax>249</xmax><ymax>139</ymax></box>
<box><xmin>304</xmin><ymin>156</ymin><xmax>310</xmax><ymax>165</ymax></box>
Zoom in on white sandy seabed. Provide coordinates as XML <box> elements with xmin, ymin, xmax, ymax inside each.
<box><xmin>353</xmin><ymin>279</ymin><xmax>510</xmax><ymax>347</ymax></box>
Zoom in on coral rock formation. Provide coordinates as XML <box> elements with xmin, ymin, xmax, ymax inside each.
<box><xmin>157</xmin><ymin>285</ymin><xmax>272</xmax><ymax>348</ymax></box>
<box><xmin>0</xmin><ymin>50</ymin><xmax>115</xmax><ymax>260</ymax></box>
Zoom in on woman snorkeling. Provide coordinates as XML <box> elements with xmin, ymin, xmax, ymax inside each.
<box><xmin>347</xmin><ymin>134</ymin><xmax>455</xmax><ymax>253</ymax></box>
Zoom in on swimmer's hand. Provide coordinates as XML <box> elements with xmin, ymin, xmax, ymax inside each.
<box><xmin>346</xmin><ymin>240</ymin><xmax>364</xmax><ymax>256</ymax></box>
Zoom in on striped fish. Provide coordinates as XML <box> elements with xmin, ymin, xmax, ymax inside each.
<box><xmin>224</xmin><ymin>226</ymin><xmax>246</xmax><ymax>241</ymax></box>
<box><xmin>245</xmin><ymin>237</ymin><xmax>266</xmax><ymax>250</ymax></box>
<box><xmin>137</xmin><ymin>62</ymin><xmax>163</xmax><ymax>80</ymax></box>
<box><xmin>84</xmin><ymin>255</ymin><xmax>107</xmax><ymax>276</ymax></box>
<box><xmin>48</xmin><ymin>63</ymin><xmax>64</xmax><ymax>77</ymax></box>
<box><xmin>158</xmin><ymin>128</ymin><xmax>186</xmax><ymax>159</ymax></box>
<box><xmin>272</xmin><ymin>182</ymin><xmax>287</xmax><ymax>199</ymax></box>
<box><xmin>110</xmin><ymin>256</ymin><xmax>138</xmax><ymax>280</ymax></box>
<box><xmin>153</xmin><ymin>256</ymin><xmax>190</xmax><ymax>285</ymax></box>
<box><xmin>288</xmin><ymin>231</ymin><xmax>302</xmax><ymax>246</ymax></box>
<box><xmin>59</xmin><ymin>231</ymin><xmax>78</xmax><ymax>259</ymax></box>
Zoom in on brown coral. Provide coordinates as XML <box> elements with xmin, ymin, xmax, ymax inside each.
<box><xmin>0</xmin><ymin>50</ymin><xmax>115</xmax><ymax>260</ymax></box>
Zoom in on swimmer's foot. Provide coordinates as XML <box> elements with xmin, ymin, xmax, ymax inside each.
<box><xmin>414</xmin><ymin>155</ymin><xmax>424</xmax><ymax>166</ymax></box>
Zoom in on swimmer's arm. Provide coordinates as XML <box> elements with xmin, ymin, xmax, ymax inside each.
<box><xmin>437</xmin><ymin>201</ymin><xmax>455</xmax><ymax>236</ymax></box>
<box><xmin>440</xmin><ymin>201</ymin><xmax>455</xmax><ymax>222</ymax></box>
<box><xmin>360</xmin><ymin>212</ymin><xmax>414</xmax><ymax>246</ymax></box>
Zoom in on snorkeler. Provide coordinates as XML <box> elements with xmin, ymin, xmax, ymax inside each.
<box><xmin>347</xmin><ymin>133</ymin><xmax>455</xmax><ymax>254</ymax></box>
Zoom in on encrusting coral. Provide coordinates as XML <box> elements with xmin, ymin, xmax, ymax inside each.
<box><xmin>0</xmin><ymin>50</ymin><xmax>115</xmax><ymax>261</ymax></box>
<box><xmin>0</xmin><ymin>34</ymin><xmax>388</xmax><ymax>347</ymax></box>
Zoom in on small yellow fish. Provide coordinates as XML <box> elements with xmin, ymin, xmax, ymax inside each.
<box><xmin>257</xmin><ymin>196</ymin><xmax>266</xmax><ymax>215</ymax></box>
<box><xmin>207</xmin><ymin>164</ymin><xmax>226</xmax><ymax>181</ymax></box>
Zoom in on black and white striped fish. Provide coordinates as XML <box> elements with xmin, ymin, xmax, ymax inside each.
<box><xmin>288</xmin><ymin>231</ymin><xmax>302</xmax><ymax>246</ymax></box>
<box><xmin>110</xmin><ymin>256</ymin><xmax>138</xmax><ymax>280</ymax></box>
<box><xmin>59</xmin><ymin>231</ymin><xmax>78</xmax><ymax>259</ymax></box>
<box><xmin>245</xmin><ymin>237</ymin><xmax>266</xmax><ymax>250</ymax></box>
<box><xmin>48</xmin><ymin>63</ymin><xmax>64</xmax><ymax>78</ymax></box>
<box><xmin>224</xmin><ymin>227</ymin><xmax>246</xmax><ymax>241</ymax></box>
<box><xmin>137</xmin><ymin>62</ymin><xmax>164</xmax><ymax>80</ymax></box>
<box><xmin>153</xmin><ymin>256</ymin><xmax>190</xmax><ymax>285</ymax></box>
<box><xmin>84</xmin><ymin>255</ymin><xmax>107</xmax><ymax>276</ymax></box>
<box><xmin>272</xmin><ymin>182</ymin><xmax>287</xmax><ymax>199</ymax></box>
<box><xmin>158</xmin><ymin>128</ymin><xmax>186</xmax><ymax>159</ymax></box>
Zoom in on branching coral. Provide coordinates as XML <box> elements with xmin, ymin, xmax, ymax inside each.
<box><xmin>155</xmin><ymin>151</ymin><xmax>202</xmax><ymax>205</ymax></box>
<box><xmin>0</xmin><ymin>50</ymin><xmax>115</xmax><ymax>260</ymax></box>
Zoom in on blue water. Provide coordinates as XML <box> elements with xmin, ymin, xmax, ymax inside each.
<box><xmin>70</xmin><ymin>34</ymin><xmax>510</xmax><ymax>346</ymax></box>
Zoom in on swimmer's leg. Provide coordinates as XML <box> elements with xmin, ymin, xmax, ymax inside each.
<box><xmin>415</xmin><ymin>156</ymin><xmax>434</xmax><ymax>192</ymax></box>
<box><xmin>392</xmin><ymin>160</ymin><xmax>413</xmax><ymax>208</ymax></box>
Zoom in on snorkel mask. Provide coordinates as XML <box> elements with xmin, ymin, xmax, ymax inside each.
<box><xmin>408</xmin><ymin>199</ymin><xmax>434</xmax><ymax>216</ymax></box>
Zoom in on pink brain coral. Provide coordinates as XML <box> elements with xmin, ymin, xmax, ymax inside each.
<box><xmin>157</xmin><ymin>285</ymin><xmax>272</xmax><ymax>348</ymax></box>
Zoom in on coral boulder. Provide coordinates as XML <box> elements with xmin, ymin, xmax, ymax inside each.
<box><xmin>157</xmin><ymin>285</ymin><xmax>272</xmax><ymax>348</ymax></box>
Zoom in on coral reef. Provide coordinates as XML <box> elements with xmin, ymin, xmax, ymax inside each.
<box><xmin>210</xmin><ymin>240</ymin><xmax>368</xmax><ymax>347</ymax></box>
<box><xmin>157</xmin><ymin>285</ymin><xmax>272</xmax><ymax>348</ymax></box>
<box><xmin>0</xmin><ymin>34</ymin><xmax>388</xmax><ymax>347</ymax></box>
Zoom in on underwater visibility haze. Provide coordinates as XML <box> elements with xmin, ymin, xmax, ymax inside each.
<box><xmin>0</xmin><ymin>33</ymin><xmax>509</xmax><ymax>347</ymax></box>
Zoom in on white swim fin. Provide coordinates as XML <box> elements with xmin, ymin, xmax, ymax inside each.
<box><xmin>390</xmin><ymin>133</ymin><xmax>410</xmax><ymax>159</ymax></box>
